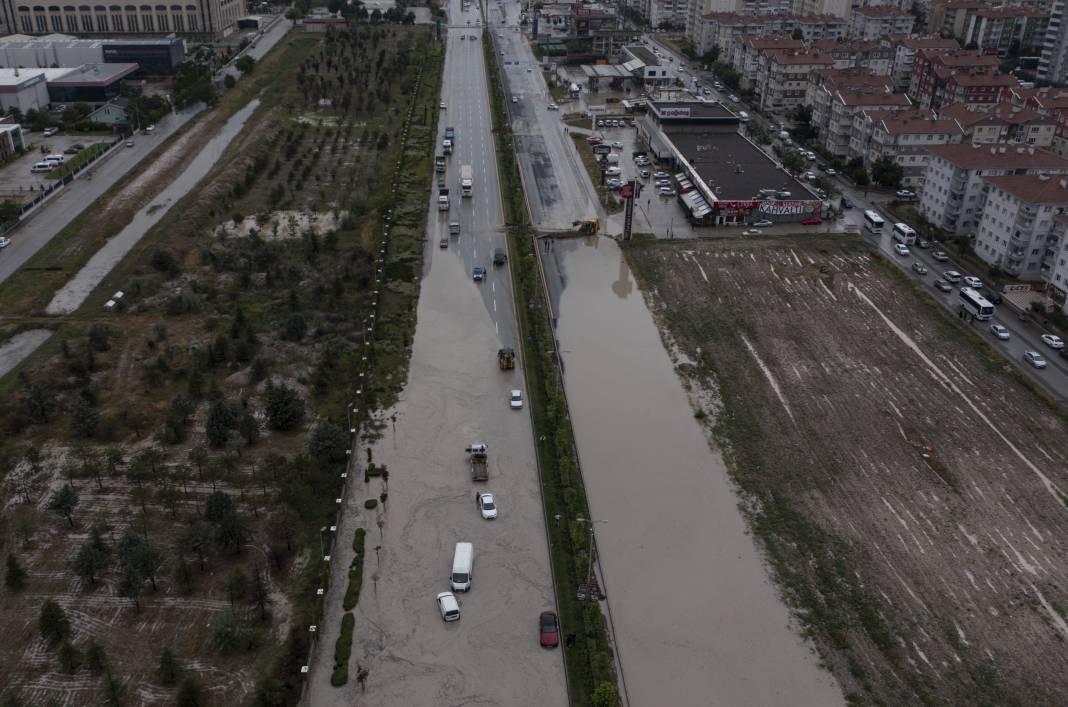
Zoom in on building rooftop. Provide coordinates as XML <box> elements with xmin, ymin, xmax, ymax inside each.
<box><xmin>814</xmin><ymin>67</ymin><xmax>893</xmax><ymax>91</ymax></box>
<box><xmin>0</xmin><ymin>67</ymin><xmax>70</xmax><ymax>86</ymax></box>
<box><xmin>837</xmin><ymin>88</ymin><xmax>911</xmax><ymax>107</ymax></box>
<box><xmin>927</xmin><ymin>143</ymin><xmax>1068</xmax><ymax>170</ymax></box>
<box><xmin>853</xmin><ymin>5</ymin><xmax>913</xmax><ymax>17</ymax></box>
<box><xmin>982</xmin><ymin>173</ymin><xmax>1068</xmax><ymax>204</ymax></box>
<box><xmin>625</xmin><ymin>45</ymin><xmax>660</xmax><ymax>66</ymax></box>
<box><xmin>46</xmin><ymin>62</ymin><xmax>139</xmax><ymax>85</ymax></box>
<box><xmin>922</xmin><ymin>49</ymin><xmax>999</xmax><ymax>68</ymax></box>
<box><xmin>767</xmin><ymin>50</ymin><xmax>835</xmax><ymax>66</ymax></box>
<box><xmin>974</xmin><ymin>6</ymin><xmax>1045</xmax><ymax>17</ymax></box>
<box><xmin>938</xmin><ymin>101</ymin><xmax>1053</xmax><ymax>126</ymax></box>
<box><xmin>740</xmin><ymin>35</ymin><xmax>803</xmax><ymax>51</ymax></box>
<box><xmin>942</xmin><ymin>68</ymin><xmax>1017</xmax><ymax>88</ymax></box>
<box><xmin>893</xmin><ymin>36</ymin><xmax>961</xmax><ymax>50</ymax></box>
<box><xmin>650</xmin><ymin>101</ymin><xmax>737</xmax><ymax>120</ymax></box>
<box><xmin>877</xmin><ymin>111</ymin><xmax>963</xmax><ymax>135</ymax></box>
<box><xmin>664</xmin><ymin>128</ymin><xmax>809</xmax><ymax>201</ymax></box>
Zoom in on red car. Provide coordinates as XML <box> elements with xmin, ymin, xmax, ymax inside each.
<box><xmin>801</xmin><ymin>217</ymin><xmax>823</xmax><ymax>225</ymax></box>
<box><xmin>539</xmin><ymin>610</ymin><xmax>560</xmax><ymax>648</ymax></box>
<box><xmin>586</xmin><ymin>137</ymin><xmax>602</xmax><ymax>146</ymax></box>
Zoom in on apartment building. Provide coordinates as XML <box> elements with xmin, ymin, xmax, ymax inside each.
<box><xmin>1014</xmin><ymin>87</ymin><xmax>1068</xmax><ymax>157</ymax></box>
<box><xmin>1037</xmin><ymin>0</ymin><xmax>1067</xmax><ymax>85</ymax></box>
<box><xmin>811</xmin><ymin>39</ymin><xmax>894</xmax><ymax>75</ymax></box>
<box><xmin>643</xmin><ymin>0</ymin><xmax>689</xmax><ymax>28</ymax></box>
<box><xmin>756</xmin><ymin>49</ymin><xmax>834</xmax><ymax>111</ymax></box>
<box><xmin>961</xmin><ymin>7</ymin><xmax>1048</xmax><ymax>57</ymax></box>
<box><xmin>909</xmin><ymin>49</ymin><xmax>1002</xmax><ymax>108</ymax></box>
<box><xmin>889</xmin><ymin>36</ymin><xmax>960</xmax><ymax>92</ymax></box>
<box><xmin>867</xmin><ymin>110</ymin><xmax>964</xmax><ymax>187</ymax></box>
<box><xmin>0</xmin><ymin>0</ymin><xmax>241</xmax><ymax>36</ymax></box>
<box><xmin>692</xmin><ymin>12</ymin><xmax>842</xmax><ymax>56</ymax></box>
<box><xmin>792</xmin><ymin>0</ymin><xmax>850</xmax><ymax>19</ymax></box>
<box><xmin>684</xmin><ymin>0</ymin><xmax>794</xmax><ymax>42</ymax></box>
<box><xmin>937</xmin><ymin>101</ymin><xmax>1056</xmax><ymax>147</ymax></box>
<box><xmin>1048</xmin><ymin>213</ymin><xmax>1068</xmax><ymax>312</ymax></box>
<box><xmin>919</xmin><ymin>143</ymin><xmax>1068</xmax><ymax>235</ymax></box>
<box><xmin>730</xmin><ymin>35</ymin><xmax>803</xmax><ymax>90</ymax></box>
<box><xmin>933</xmin><ymin>0</ymin><xmax>987</xmax><ymax>37</ymax></box>
<box><xmin>975</xmin><ymin>173</ymin><xmax>1068</xmax><ymax>278</ymax></box>
<box><xmin>851</xmin><ymin>0</ymin><xmax>912</xmax><ymax>9</ymax></box>
<box><xmin>809</xmin><ymin>68</ymin><xmax>912</xmax><ymax>156</ymax></box>
<box><xmin>848</xmin><ymin>6</ymin><xmax>915</xmax><ymax>41</ymax></box>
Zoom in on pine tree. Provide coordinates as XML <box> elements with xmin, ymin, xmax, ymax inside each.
<box><xmin>5</xmin><ymin>554</ymin><xmax>27</xmax><ymax>591</ymax></box>
<box><xmin>158</xmin><ymin>648</ymin><xmax>178</xmax><ymax>686</ymax></box>
<box><xmin>39</xmin><ymin>599</ymin><xmax>70</xmax><ymax>642</ymax></box>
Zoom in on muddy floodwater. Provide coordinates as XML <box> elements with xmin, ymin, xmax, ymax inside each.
<box><xmin>46</xmin><ymin>99</ymin><xmax>262</xmax><ymax>315</ymax></box>
<box><xmin>551</xmin><ymin>237</ymin><xmax>842</xmax><ymax>706</ymax></box>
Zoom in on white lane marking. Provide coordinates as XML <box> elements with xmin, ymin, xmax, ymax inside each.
<box><xmin>493</xmin><ymin>299</ymin><xmax>497</xmax><ymax>312</ymax></box>
<box><xmin>495</xmin><ymin>320</ymin><xmax>499</xmax><ymax>334</ymax></box>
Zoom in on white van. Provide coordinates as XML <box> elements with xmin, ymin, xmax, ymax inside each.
<box><xmin>31</xmin><ymin>162</ymin><xmax>54</xmax><ymax>173</ymax></box>
<box><xmin>43</xmin><ymin>154</ymin><xmax>65</xmax><ymax>164</ymax></box>
<box><xmin>604</xmin><ymin>153</ymin><xmax>620</xmax><ymax>165</ymax></box>
<box><xmin>451</xmin><ymin>542</ymin><xmax>474</xmax><ymax>592</ymax></box>
<box><xmin>738</xmin><ymin>111</ymin><xmax>750</xmax><ymax>122</ymax></box>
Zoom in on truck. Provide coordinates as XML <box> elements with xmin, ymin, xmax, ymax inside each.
<box><xmin>438</xmin><ymin>188</ymin><xmax>450</xmax><ymax>211</ymax></box>
<box><xmin>435</xmin><ymin>155</ymin><xmax>446</xmax><ymax>173</ymax></box>
<box><xmin>442</xmin><ymin>139</ymin><xmax>453</xmax><ymax>155</ymax></box>
<box><xmin>466</xmin><ymin>443</ymin><xmax>488</xmax><ymax>482</ymax></box>
<box><xmin>460</xmin><ymin>165</ymin><xmax>473</xmax><ymax>197</ymax></box>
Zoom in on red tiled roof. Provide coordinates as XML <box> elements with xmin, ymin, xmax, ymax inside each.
<box><xmin>982</xmin><ymin>173</ymin><xmax>1068</xmax><ymax>204</ymax></box>
<box><xmin>853</xmin><ymin>5</ymin><xmax>913</xmax><ymax>17</ymax></box>
<box><xmin>927</xmin><ymin>143</ymin><xmax>1068</xmax><ymax>170</ymax></box>
<box><xmin>878</xmin><ymin>112</ymin><xmax>964</xmax><ymax>135</ymax></box>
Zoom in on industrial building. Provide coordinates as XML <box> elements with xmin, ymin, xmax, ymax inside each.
<box><xmin>46</xmin><ymin>62</ymin><xmax>138</xmax><ymax>103</ymax></box>
<box><xmin>0</xmin><ymin>0</ymin><xmax>241</xmax><ymax>38</ymax></box>
<box><xmin>636</xmin><ymin>100</ymin><xmax>818</xmax><ymax>225</ymax></box>
<box><xmin>0</xmin><ymin>35</ymin><xmax>184</xmax><ymax>75</ymax></box>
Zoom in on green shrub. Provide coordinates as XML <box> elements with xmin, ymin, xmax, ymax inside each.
<box><xmin>363</xmin><ymin>499</ymin><xmax>378</xmax><ymax>510</ymax></box>
<box><xmin>343</xmin><ymin>528</ymin><xmax>367</xmax><ymax>611</ymax></box>
<box><xmin>330</xmin><ymin>612</ymin><xmax>355</xmax><ymax>686</ymax></box>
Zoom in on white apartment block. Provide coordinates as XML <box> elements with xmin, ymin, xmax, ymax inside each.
<box><xmin>731</xmin><ymin>36</ymin><xmax>803</xmax><ymax>90</ymax></box>
<box><xmin>1037</xmin><ymin>0</ymin><xmax>1068</xmax><ymax>85</ymax></box>
<box><xmin>647</xmin><ymin>0</ymin><xmax>689</xmax><ymax>28</ymax></box>
<box><xmin>792</xmin><ymin>0</ymin><xmax>850</xmax><ymax>20</ymax></box>
<box><xmin>867</xmin><ymin>110</ymin><xmax>964</xmax><ymax>187</ymax></box>
<box><xmin>756</xmin><ymin>49</ymin><xmax>834</xmax><ymax>111</ymax></box>
<box><xmin>1048</xmin><ymin>214</ymin><xmax>1068</xmax><ymax>312</ymax></box>
<box><xmin>809</xmin><ymin>69</ymin><xmax>912</xmax><ymax>156</ymax></box>
<box><xmin>975</xmin><ymin>174</ymin><xmax>1068</xmax><ymax>279</ymax></box>
<box><xmin>848</xmin><ymin>6</ymin><xmax>916</xmax><ymax>41</ymax></box>
<box><xmin>937</xmin><ymin>102</ymin><xmax>1057</xmax><ymax>147</ymax></box>
<box><xmin>919</xmin><ymin>143</ymin><xmax>1068</xmax><ymax>236</ymax></box>
<box><xmin>890</xmin><ymin>36</ymin><xmax>960</xmax><ymax>92</ymax></box>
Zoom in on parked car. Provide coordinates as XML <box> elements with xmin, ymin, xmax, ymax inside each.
<box><xmin>63</xmin><ymin>147</ymin><xmax>79</xmax><ymax>154</ymax></box>
<box><xmin>612</xmin><ymin>141</ymin><xmax>623</xmax><ymax>149</ymax></box>
<box><xmin>728</xmin><ymin>94</ymin><xmax>739</xmax><ymax>102</ymax></box>
<box><xmin>539</xmin><ymin>611</ymin><xmax>560</xmax><ymax>648</ymax></box>
<box><xmin>653</xmin><ymin>171</ymin><xmax>669</xmax><ymax>179</ymax></box>
<box><xmin>658</xmin><ymin>187</ymin><xmax>676</xmax><ymax>197</ymax></box>
<box><xmin>942</xmin><ymin>270</ymin><xmax>962</xmax><ymax>283</ymax></box>
<box><xmin>825</xmin><ymin>168</ymin><xmax>837</xmax><ymax>176</ymax></box>
<box><xmin>932</xmin><ymin>250</ymin><xmax>949</xmax><ymax>262</ymax></box>
<box><xmin>990</xmin><ymin>324</ymin><xmax>1010</xmax><ymax>340</ymax></box>
<box><xmin>145</xmin><ymin>124</ymin><xmax>155</xmax><ymax>133</ymax></box>
<box><xmin>0</xmin><ymin>237</ymin><xmax>10</xmax><ymax>248</ymax></box>
<box><xmin>1024</xmin><ymin>351</ymin><xmax>1048</xmax><ymax>369</ymax></box>
<box><xmin>801</xmin><ymin>217</ymin><xmax>822</xmax><ymax>225</ymax></box>
<box><xmin>477</xmin><ymin>492</ymin><xmax>498</xmax><ymax>519</ymax></box>
<box><xmin>510</xmin><ymin>389</ymin><xmax>523</xmax><ymax>409</ymax></box>
<box><xmin>912</xmin><ymin>262</ymin><xmax>928</xmax><ymax>274</ymax></box>
<box><xmin>43</xmin><ymin>127</ymin><xmax>59</xmax><ymax>137</ymax></box>
<box><xmin>597</xmin><ymin>120</ymin><xmax>605</xmax><ymax>127</ymax></box>
<box><xmin>587</xmin><ymin>137</ymin><xmax>602</xmax><ymax>146</ymax></box>
<box><xmin>963</xmin><ymin>276</ymin><xmax>983</xmax><ymax>289</ymax></box>
<box><xmin>896</xmin><ymin>190</ymin><xmax>916</xmax><ymax>200</ymax></box>
<box><xmin>605</xmin><ymin>166</ymin><xmax>621</xmax><ymax>176</ymax></box>
<box><xmin>639</xmin><ymin>169</ymin><xmax>651</xmax><ymax>179</ymax></box>
<box><xmin>437</xmin><ymin>592</ymin><xmax>461</xmax><ymax>622</ymax></box>
<box><xmin>547</xmin><ymin>103</ymin><xmax>559</xmax><ymax>111</ymax></box>
<box><xmin>71</xmin><ymin>143</ymin><xmax>84</xmax><ymax>151</ymax></box>
<box><xmin>933</xmin><ymin>279</ymin><xmax>952</xmax><ymax>292</ymax></box>
<box><xmin>894</xmin><ymin>243</ymin><xmax>910</xmax><ymax>256</ymax></box>
<box><xmin>752</xmin><ymin>219</ymin><xmax>773</xmax><ymax>227</ymax></box>
<box><xmin>1040</xmin><ymin>334</ymin><xmax>1065</xmax><ymax>349</ymax></box>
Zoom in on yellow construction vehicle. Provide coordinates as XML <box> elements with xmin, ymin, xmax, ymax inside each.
<box><xmin>498</xmin><ymin>348</ymin><xmax>515</xmax><ymax>370</ymax></box>
<box><xmin>572</xmin><ymin>219</ymin><xmax>599</xmax><ymax>236</ymax></box>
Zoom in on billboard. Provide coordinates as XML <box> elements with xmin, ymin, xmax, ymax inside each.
<box><xmin>659</xmin><ymin>107</ymin><xmax>691</xmax><ymax>118</ymax></box>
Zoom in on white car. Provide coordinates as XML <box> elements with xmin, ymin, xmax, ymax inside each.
<box><xmin>511</xmin><ymin>96</ymin><xmax>518</xmax><ymax>103</ymax></box>
<box><xmin>728</xmin><ymin>95</ymin><xmax>739</xmax><ymax>102</ymax></box>
<box><xmin>43</xmin><ymin>127</ymin><xmax>58</xmax><ymax>137</ymax></box>
<box><xmin>1024</xmin><ymin>351</ymin><xmax>1048</xmax><ymax>369</ymax></box>
<box><xmin>639</xmin><ymin>169</ymin><xmax>651</xmax><ymax>178</ymax></box>
<box><xmin>893</xmin><ymin>243</ymin><xmax>910</xmax><ymax>256</ymax></box>
<box><xmin>510</xmin><ymin>389</ymin><xmax>523</xmax><ymax>409</ymax></box>
<box><xmin>612</xmin><ymin>141</ymin><xmax>623</xmax><ymax>149</ymax></box>
<box><xmin>942</xmin><ymin>270</ymin><xmax>962</xmax><ymax>283</ymax></box>
<box><xmin>437</xmin><ymin>592</ymin><xmax>461</xmax><ymax>622</ymax></box>
<box><xmin>658</xmin><ymin>187</ymin><xmax>676</xmax><ymax>197</ymax></box>
<box><xmin>0</xmin><ymin>237</ymin><xmax>10</xmax><ymax>248</ymax></box>
<box><xmin>911</xmin><ymin>261</ymin><xmax>928</xmax><ymax>275</ymax></box>
<box><xmin>825</xmin><ymin>168</ymin><xmax>837</xmax><ymax>176</ymax></box>
<box><xmin>990</xmin><ymin>324</ymin><xmax>1010</xmax><ymax>340</ymax></box>
<box><xmin>803</xmin><ymin>172</ymin><xmax>816</xmax><ymax>180</ymax></box>
<box><xmin>962</xmin><ymin>276</ymin><xmax>982</xmax><ymax>289</ymax></box>
<box><xmin>477</xmin><ymin>492</ymin><xmax>498</xmax><ymax>519</ymax></box>
<box><xmin>742</xmin><ymin>229</ymin><xmax>762</xmax><ymax>236</ymax></box>
<box><xmin>597</xmin><ymin>120</ymin><xmax>605</xmax><ymax>127</ymax></box>
<box><xmin>605</xmin><ymin>166</ymin><xmax>621</xmax><ymax>176</ymax></box>
<box><xmin>440</xmin><ymin>101</ymin><xmax>447</xmax><ymax>109</ymax></box>
<box><xmin>752</xmin><ymin>220</ymin><xmax>773</xmax><ymax>227</ymax></box>
<box><xmin>653</xmin><ymin>171</ymin><xmax>669</xmax><ymax>179</ymax></box>
<box><xmin>547</xmin><ymin>103</ymin><xmax>559</xmax><ymax>111</ymax></box>
<box><xmin>896</xmin><ymin>190</ymin><xmax>916</xmax><ymax>200</ymax></box>
<box><xmin>1040</xmin><ymin>334</ymin><xmax>1065</xmax><ymax>349</ymax></box>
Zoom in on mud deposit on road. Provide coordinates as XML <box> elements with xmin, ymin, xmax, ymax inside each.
<box><xmin>627</xmin><ymin>235</ymin><xmax>1068</xmax><ymax>704</ymax></box>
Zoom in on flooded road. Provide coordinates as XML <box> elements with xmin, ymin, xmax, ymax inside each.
<box><xmin>46</xmin><ymin>99</ymin><xmax>262</xmax><ymax>315</ymax></box>
<box><xmin>550</xmin><ymin>237</ymin><xmax>843</xmax><ymax>706</ymax></box>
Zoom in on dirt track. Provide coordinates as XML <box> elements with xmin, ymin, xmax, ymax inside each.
<box><xmin>627</xmin><ymin>235</ymin><xmax>1068</xmax><ymax>704</ymax></box>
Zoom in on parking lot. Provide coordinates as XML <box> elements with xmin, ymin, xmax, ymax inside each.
<box><xmin>628</xmin><ymin>234</ymin><xmax>1068</xmax><ymax>705</ymax></box>
<box><xmin>0</xmin><ymin>131</ymin><xmax>114</xmax><ymax>197</ymax></box>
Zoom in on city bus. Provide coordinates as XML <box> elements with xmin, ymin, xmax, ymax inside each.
<box><xmin>959</xmin><ymin>287</ymin><xmax>995</xmax><ymax>321</ymax></box>
<box><xmin>863</xmin><ymin>210</ymin><xmax>885</xmax><ymax>233</ymax></box>
<box><xmin>892</xmin><ymin>222</ymin><xmax>917</xmax><ymax>245</ymax></box>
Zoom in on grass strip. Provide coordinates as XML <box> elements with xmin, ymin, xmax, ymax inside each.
<box><xmin>484</xmin><ymin>30</ymin><xmax>621</xmax><ymax>707</ymax></box>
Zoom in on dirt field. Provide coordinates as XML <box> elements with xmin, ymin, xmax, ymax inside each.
<box><xmin>627</xmin><ymin>234</ymin><xmax>1068</xmax><ymax>705</ymax></box>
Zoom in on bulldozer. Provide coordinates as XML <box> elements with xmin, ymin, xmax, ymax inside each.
<box><xmin>572</xmin><ymin>219</ymin><xmax>599</xmax><ymax>236</ymax></box>
<box><xmin>497</xmin><ymin>348</ymin><xmax>515</xmax><ymax>370</ymax></box>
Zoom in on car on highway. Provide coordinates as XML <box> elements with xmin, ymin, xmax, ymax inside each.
<box><xmin>990</xmin><ymin>324</ymin><xmax>1010</xmax><ymax>340</ymax></box>
<box><xmin>942</xmin><ymin>270</ymin><xmax>962</xmax><ymax>282</ymax></box>
<box><xmin>894</xmin><ymin>243</ymin><xmax>910</xmax><ymax>256</ymax></box>
<box><xmin>801</xmin><ymin>217</ymin><xmax>823</xmax><ymax>225</ymax></box>
<box><xmin>933</xmin><ymin>279</ymin><xmax>952</xmax><ymax>292</ymax></box>
<box><xmin>477</xmin><ymin>492</ymin><xmax>498</xmax><ymax>519</ymax></box>
<box><xmin>1041</xmin><ymin>334</ymin><xmax>1065</xmax><ymax>349</ymax></box>
<box><xmin>912</xmin><ymin>262</ymin><xmax>928</xmax><ymax>274</ymax></box>
<box><xmin>895</xmin><ymin>190</ymin><xmax>916</xmax><ymax>200</ymax></box>
<box><xmin>658</xmin><ymin>187</ymin><xmax>676</xmax><ymax>197</ymax></box>
<box><xmin>932</xmin><ymin>250</ymin><xmax>949</xmax><ymax>262</ymax></box>
<box><xmin>539</xmin><ymin>610</ymin><xmax>560</xmax><ymax>648</ymax></box>
<box><xmin>963</xmin><ymin>276</ymin><xmax>983</xmax><ymax>289</ymax></box>
<box><xmin>440</xmin><ymin>101</ymin><xmax>446</xmax><ymax>109</ymax></box>
<box><xmin>125</xmin><ymin>139</ymin><xmax>135</xmax><ymax>147</ymax></box>
<box><xmin>752</xmin><ymin>219</ymin><xmax>773</xmax><ymax>227</ymax></box>
<box><xmin>612</xmin><ymin>141</ymin><xmax>623</xmax><ymax>149</ymax></box>
<box><xmin>510</xmin><ymin>389</ymin><xmax>523</xmax><ymax>409</ymax></box>
<box><xmin>1024</xmin><ymin>351</ymin><xmax>1048</xmax><ymax>369</ymax></box>
<box><xmin>802</xmin><ymin>171</ymin><xmax>816</xmax><ymax>180</ymax></box>
<box><xmin>511</xmin><ymin>96</ymin><xmax>518</xmax><ymax>103</ymax></box>
<box><xmin>437</xmin><ymin>592</ymin><xmax>461</xmax><ymax>622</ymax></box>
<box><xmin>984</xmin><ymin>290</ymin><xmax>1003</xmax><ymax>304</ymax></box>
<box><xmin>472</xmin><ymin>265</ymin><xmax>485</xmax><ymax>281</ymax></box>
<box><xmin>439</xmin><ymin>236</ymin><xmax>448</xmax><ymax>249</ymax></box>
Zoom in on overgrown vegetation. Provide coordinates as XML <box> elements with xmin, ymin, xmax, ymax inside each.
<box><xmin>342</xmin><ymin>527</ymin><xmax>366</xmax><ymax>610</ymax></box>
<box><xmin>484</xmin><ymin>31</ymin><xmax>620</xmax><ymax>707</ymax></box>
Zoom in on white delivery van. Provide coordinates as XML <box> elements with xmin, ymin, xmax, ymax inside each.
<box><xmin>31</xmin><ymin>162</ymin><xmax>54</xmax><ymax>173</ymax></box>
<box><xmin>451</xmin><ymin>542</ymin><xmax>474</xmax><ymax>592</ymax></box>
<box><xmin>604</xmin><ymin>153</ymin><xmax>620</xmax><ymax>165</ymax></box>
<box><xmin>44</xmin><ymin>154</ymin><xmax>65</xmax><ymax>164</ymax></box>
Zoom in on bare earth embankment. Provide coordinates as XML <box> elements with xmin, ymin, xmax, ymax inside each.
<box><xmin>628</xmin><ymin>234</ymin><xmax>1068</xmax><ymax>704</ymax></box>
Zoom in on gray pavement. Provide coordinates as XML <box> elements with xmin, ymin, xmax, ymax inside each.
<box><xmin>304</xmin><ymin>3</ymin><xmax>566</xmax><ymax>704</ymax></box>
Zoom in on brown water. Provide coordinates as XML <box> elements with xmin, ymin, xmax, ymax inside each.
<box><xmin>554</xmin><ymin>237</ymin><xmax>843</xmax><ymax>707</ymax></box>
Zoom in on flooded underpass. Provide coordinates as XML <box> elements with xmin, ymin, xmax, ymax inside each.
<box><xmin>545</xmin><ymin>235</ymin><xmax>843</xmax><ymax>706</ymax></box>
